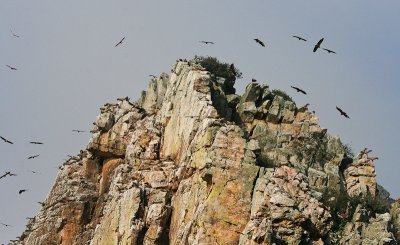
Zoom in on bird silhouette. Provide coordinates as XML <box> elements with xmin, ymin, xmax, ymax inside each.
<box><xmin>19</xmin><ymin>189</ymin><xmax>28</xmax><ymax>194</ymax></box>
<box><xmin>10</xmin><ymin>29</ymin><xmax>20</xmax><ymax>38</ymax></box>
<box><xmin>199</xmin><ymin>41</ymin><xmax>214</xmax><ymax>44</ymax></box>
<box><xmin>28</xmin><ymin>170</ymin><xmax>40</xmax><ymax>174</ymax></box>
<box><xmin>28</xmin><ymin>155</ymin><xmax>40</xmax><ymax>160</ymax></box>
<box><xmin>292</xmin><ymin>35</ymin><xmax>307</xmax><ymax>41</ymax></box>
<box><xmin>322</xmin><ymin>48</ymin><xmax>336</xmax><ymax>54</ymax></box>
<box><xmin>0</xmin><ymin>172</ymin><xmax>17</xmax><ymax>180</ymax></box>
<box><xmin>114</xmin><ymin>37</ymin><xmax>125</xmax><ymax>47</ymax></box>
<box><xmin>72</xmin><ymin>129</ymin><xmax>85</xmax><ymax>133</ymax></box>
<box><xmin>5</xmin><ymin>65</ymin><xmax>17</xmax><ymax>70</ymax></box>
<box><xmin>38</xmin><ymin>201</ymin><xmax>45</xmax><ymax>206</ymax></box>
<box><xmin>313</xmin><ymin>38</ymin><xmax>324</xmax><ymax>52</ymax></box>
<box><xmin>290</xmin><ymin>86</ymin><xmax>307</xmax><ymax>95</ymax></box>
<box><xmin>149</xmin><ymin>74</ymin><xmax>157</xmax><ymax>79</ymax></box>
<box><xmin>0</xmin><ymin>222</ymin><xmax>12</xmax><ymax>227</ymax></box>
<box><xmin>29</xmin><ymin>141</ymin><xmax>44</xmax><ymax>145</ymax></box>
<box><xmin>0</xmin><ymin>136</ymin><xmax>13</xmax><ymax>144</ymax></box>
<box><xmin>336</xmin><ymin>106</ymin><xmax>350</xmax><ymax>118</ymax></box>
<box><xmin>254</xmin><ymin>38</ymin><xmax>265</xmax><ymax>47</ymax></box>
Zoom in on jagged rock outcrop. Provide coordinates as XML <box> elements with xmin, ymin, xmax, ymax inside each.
<box><xmin>17</xmin><ymin>59</ymin><xmax>397</xmax><ymax>245</ymax></box>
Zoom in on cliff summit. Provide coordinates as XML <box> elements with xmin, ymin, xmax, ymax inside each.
<box><xmin>16</xmin><ymin>58</ymin><xmax>399</xmax><ymax>245</ymax></box>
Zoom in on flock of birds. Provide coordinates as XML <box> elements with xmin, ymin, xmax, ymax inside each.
<box><xmin>1</xmin><ymin>29</ymin><xmax>350</xmax><ymax>242</ymax></box>
<box><xmin>1</xmin><ymin>115</ymin><xmax>85</xmax><ymax>235</ymax></box>
<box><xmin>201</xmin><ymin>35</ymin><xmax>349</xmax><ymax>118</ymax></box>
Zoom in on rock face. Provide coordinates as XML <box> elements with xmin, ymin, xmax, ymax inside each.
<box><xmin>17</xmin><ymin>59</ymin><xmax>398</xmax><ymax>245</ymax></box>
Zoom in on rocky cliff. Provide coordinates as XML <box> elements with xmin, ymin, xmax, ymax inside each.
<box><xmin>16</xmin><ymin>59</ymin><xmax>399</xmax><ymax>244</ymax></box>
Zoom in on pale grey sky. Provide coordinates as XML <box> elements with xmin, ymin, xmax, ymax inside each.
<box><xmin>1</xmin><ymin>0</ymin><xmax>399</xmax><ymax>242</ymax></box>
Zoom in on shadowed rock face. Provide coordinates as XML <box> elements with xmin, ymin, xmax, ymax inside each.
<box><xmin>17</xmin><ymin>59</ymin><xmax>398</xmax><ymax>245</ymax></box>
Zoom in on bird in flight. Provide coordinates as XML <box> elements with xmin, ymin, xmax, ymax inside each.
<box><xmin>149</xmin><ymin>74</ymin><xmax>157</xmax><ymax>79</ymax></box>
<box><xmin>322</xmin><ymin>48</ymin><xmax>336</xmax><ymax>54</ymax></box>
<box><xmin>0</xmin><ymin>171</ymin><xmax>17</xmax><ymax>179</ymax></box>
<box><xmin>336</xmin><ymin>106</ymin><xmax>350</xmax><ymax>118</ymax></box>
<box><xmin>0</xmin><ymin>172</ymin><xmax>9</xmax><ymax>180</ymax></box>
<box><xmin>290</xmin><ymin>86</ymin><xmax>307</xmax><ymax>95</ymax></box>
<box><xmin>0</xmin><ymin>136</ymin><xmax>13</xmax><ymax>144</ymax></box>
<box><xmin>254</xmin><ymin>38</ymin><xmax>265</xmax><ymax>47</ymax></box>
<box><xmin>72</xmin><ymin>129</ymin><xmax>85</xmax><ymax>133</ymax></box>
<box><xmin>199</xmin><ymin>41</ymin><xmax>214</xmax><ymax>45</ymax></box>
<box><xmin>292</xmin><ymin>35</ymin><xmax>307</xmax><ymax>41</ymax></box>
<box><xmin>19</xmin><ymin>189</ymin><xmax>28</xmax><ymax>194</ymax></box>
<box><xmin>114</xmin><ymin>37</ymin><xmax>125</xmax><ymax>47</ymax></box>
<box><xmin>28</xmin><ymin>170</ymin><xmax>40</xmax><ymax>174</ymax></box>
<box><xmin>5</xmin><ymin>65</ymin><xmax>17</xmax><ymax>70</ymax></box>
<box><xmin>0</xmin><ymin>222</ymin><xmax>12</xmax><ymax>227</ymax></box>
<box><xmin>38</xmin><ymin>201</ymin><xmax>45</xmax><ymax>206</ymax></box>
<box><xmin>313</xmin><ymin>38</ymin><xmax>324</xmax><ymax>52</ymax></box>
<box><xmin>28</xmin><ymin>155</ymin><xmax>40</xmax><ymax>160</ymax></box>
<box><xmin>10</xmin><ymin>29</ymin><xmax>20</xmax><ymax>38</ymax></box>
<box><xmin>29</xmin><ymin>141</ymin><xmax>44</xmax><ymax>145</ymax></box>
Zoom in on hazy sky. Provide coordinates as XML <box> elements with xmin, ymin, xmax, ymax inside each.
<box><xmin>1</xmin><ymin>0</ymin><xmax>399</xmax><ymax>242</ymax></box>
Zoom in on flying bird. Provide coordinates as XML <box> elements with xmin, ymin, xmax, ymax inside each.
<box><xmin>38</xmin><ymin>201</ymin><xmax>45</xmax><ymax>206</ymax></box>
<box><xmin>72</xmin><ymin>129</ymin><xmax>85</xmax><ymax>133</ymax></box>
<box><xmin>1</xmin><ymin>171</ymin><xmax>17</xmax><ymax>179</ymax></box>
<box><xmin>29</xmin><ymin>141</ymin><xmax>44</xmax><ymax>145</ymax></box>
<box><xmin>114</xmin><ymin>37</ymin><xmax>125</xmax><ymax>47</ymax></box>
<box><xmin>313</xmin><ymin>38</ymin><xmax>324</xmax><ymax>52</ymax></box>
<box><xmin>10</xmin><ymin>29</ymin><xmax>20</xmax><ymax>38</ymax></box>
<box><xmin>254</xmin><ymin>38</ymin><xmax>265</xmax><ymax>47</ymax></box>
<box><xmin>322</xmin><ymin>48</ymin><xmax>336</xmax><ymax>54</ymax></box>
<box><xmin>336</xmin><ymin>106</ymin><xmax>350</xmax><ymax>118</ymax></box>
<box><xmin>290</xmin><ymin>86</ymin><xmax>307</xmax><ymax>95</ymax></box>
<box><xmin>5</xmin><ymin>65</ymin><xmax>18</xmax><ymax>70</ymax></box>
<box><xmin>149</xmin><ymin>74</ymin><xmax>157</xmax><ymax>79</ymax></box>
<box><xmin>292</xmin><ymin>35</ymin><xmax>307</xmax><ymax>41</ymax></box>
<box><xmin>0</xmin><ymin>222</ymin><xmax>12</xmax><ymax>227</ymax></box>
<box><xmin>28</xmin><ymin>155</ymin><xmax>40</xmax><ymax>160</ymax></box>
<box><xmin>19</xmin><ymin>189</ymin><xmax>28</xmax><ymax>194</ymax></box>
<box><xmin>199</xmin><ymin>41</ymin><xmax>214</xmax><ymax>45</ymax></box>
<box><xmin>0</xmin><ymin>172</ymin><xmax>11</xmax><ymax>180</ymax></box>
<box><xmin>0</xmin><ymin>136</ymin><xmax>13</xmax><ymax>144</ymax></box>
<box><xmin>28</xmin><ymin>170</ymin><xmax>40</xmax><ymax>174</ymax></box>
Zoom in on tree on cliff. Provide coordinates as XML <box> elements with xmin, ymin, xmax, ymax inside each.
<box><xmin>194</xmin><ymin>55</ymin><xmax>242</xmax><ymax>82</ymax></box>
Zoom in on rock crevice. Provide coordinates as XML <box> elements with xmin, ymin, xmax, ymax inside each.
<box><xmin>17</xmin><ymin>59</ymin><xmax>398</xmax><ymax>245</ymax></box>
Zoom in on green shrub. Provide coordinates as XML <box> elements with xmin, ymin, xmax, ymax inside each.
<box><xmin>193</xmin><ymin>56</ymin><xmax>242</xmax><ymax>81</ymax></box>
<box><xmin>343</xmin><ymin>143</ymin><xmax>355</xmax><ymax>158</ymax></box>
<box><xmin>271</xmin><ymin>89</ymin><xmax>293</xmax><ymax>102</ymax></box>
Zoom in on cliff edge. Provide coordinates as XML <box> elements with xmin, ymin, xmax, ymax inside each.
<box><xmin>16</xmin><ymin>58</ymin><xmax>399</xmax><ymax>244</ymax></box>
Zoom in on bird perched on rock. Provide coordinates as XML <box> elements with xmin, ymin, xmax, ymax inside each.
<box><xmin>254</xmin><ymin>38</ymin><xmax>265</xmax><ymax>47</ymax></box>
<box><xmin>313</xmin><ymin>38</ymin><xmax>324</xmax><ymax>52</ymax></box>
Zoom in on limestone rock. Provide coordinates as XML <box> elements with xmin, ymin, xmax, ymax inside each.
<box><xmin>18</xmin><ymin>59</ymin><xmax>397</xmax><ymax>245</ymax></box>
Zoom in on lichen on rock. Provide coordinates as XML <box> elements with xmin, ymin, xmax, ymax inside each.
<box><xmin>16</xmin><ymin>58</ymin><xmax>397</xmax><ymax>245</ymax></box>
